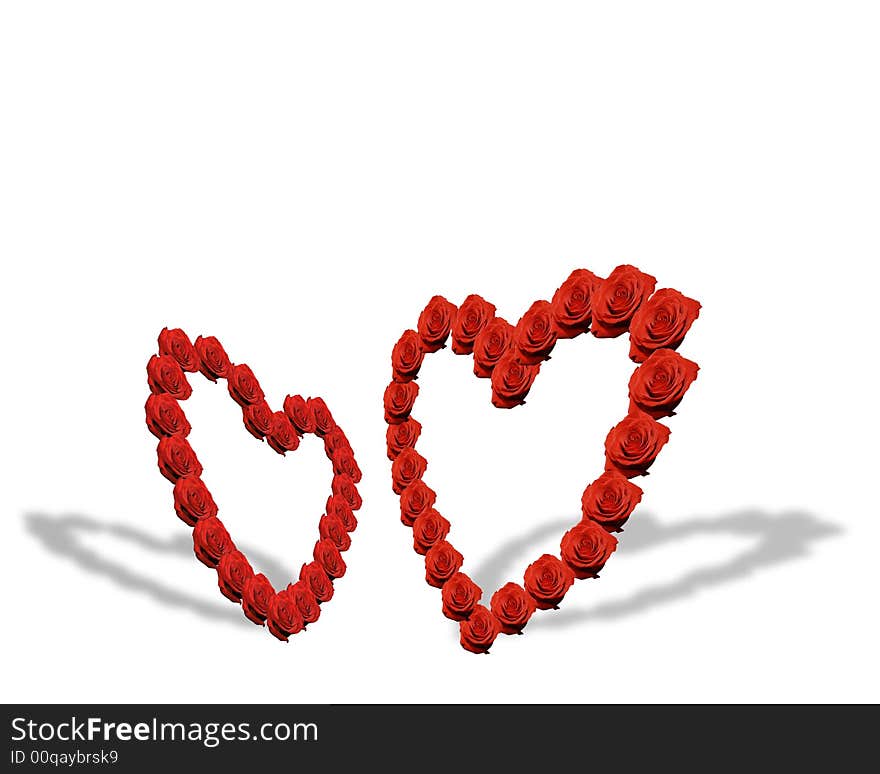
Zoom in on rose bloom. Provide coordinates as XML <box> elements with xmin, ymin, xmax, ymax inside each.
<box><xmin>441</xmin><ymin>572</ymin><xmax>482</xmax><ymax>621</ymax></box>
<box><xmin>591</xmin><ymin>264</ymin><xmax>657</xmax><ymax>338</ymax></box>
<box><xmin>216</xmin><ymin>550</ymin><xmax>255</xmax><ymax>602</ymax></box>
<box><xmin>158</xmin><ymin>327</ymin><xmax>199</xmax><ymax>372</ymax></box>
<box><xmin>391</xmin><ymin>329</ymin><xmax>425</xmax><ymax>381</ymax></box>
<box><xmin>391</xmin><ymin>448</ymin><xmax>428</xmax><ymax>494</ymax></box>
<box><xmin>194</xmin><ymin>335</ymin><xmax>232</xmax><ymax>381</ymax></box>
<box><xmin>307</xmin><ymin>397</ymin><xmax>335</xmax><ymax>436</ymax></box>
<box><xmin>227</xmin><ymin>363</ymin><xmax>264</xmax><ymax>406</ymax></box>
<box><xmin>473</xmin><ymin>317</ymin><xmax>514</xmax><ymax>378</ymax></box>
<box><xmin>299</xmin><ymin>561</ymin><xmax>334</xmax><ymax>603</ymax></box>
<box><xmin>147</xmin><ymin>354</ymin><xmax>192</xmax><ymax>400</ymax></box>
<box><xmin>192</xmin><ymin>516</ymin><xmax>233</xmax><ymax>568</ymax></box>
<box><xmin>172</xmin><ymin>475</ymin><xmax>218</xmax><ymax>526</ymax></box>
<box><xmin>628</xmin><ymin>288</ymin><xmax>701</xmax><ymax>363</ymax></box>
<box><xmin>580</xmin><ymin>471</ymin><xmax>643</xmax><ymax>532</ymax></box>
<box><xmin>383</xmin><ymin>380</ymin><xmax>419</xmax><ymax>424</ymax></box>
<box><xmin>523</xmin><ymin>554</ymin><xmax>575</xmax><ymax>609</ymax></box>
<box><xmin>417</xmin><ymin>295</ymin><xmax>457</xmax><ymax>352</ymax></box>
<box><xmin>412</xmin><ymin>509</ymin><xmax>451</xmax><ymax>555</ymax></box>
<box><xmin>267</xmin><ymin>588</ymin><xmax>304</xmax><ymax>641</ymax></box>
<box><xmin>145</xmin><ymin>393</ymin><xmax>191</xmax><ymax>438</ymax></box>
<box><xmin>424</xmin><ymin>540</ymin><xmax>464</xmax><ymax>588</ymax></box>
<box><xmin>490</xmin><ymin>353</ymin><xmax>539</xmax><ymax>408</ymax></box>
<box><xmin>604</xmin><ymin>411</ymin><xmax>671</xmax><ymax>477</ymax></box>
<box><xmin>242</xmin><ymin>573</ymin><xmax>276</xmax><ymax>625</ymax></box>
<box><xmin>451</xmin><ymin>294</ymin><xmax>496</xmax><ymax>355</ymax></box>
<box><xmin>267</xmin><ymin>411</ymin><xmax>301</xmax><ymax>454</ymax></box>
<box><xmin>386</xmin><ymin>417</ymin><xmax>422</xmax><ymax>460</ymax></box>
<box><xmin>242</xmin><ymin>400</ymin><xmax>273</xmax><ymax>439</ymax></box>
<box><xmin>399</xmin><ymin>480</ymin><xmax>437</xmax><ymax>526</ymax></box>
<box><xmin>560</xmin><ymin>520</ymin><xmax>618</xmax><ymax>579</ymax></box>
<box><xmin>551</xmin><ymin>269</ymin><xmax>602</xmax><ymax>338</ymax></box>
<box><xmin>283</xmin><ymin>394</ymin><xmax>315</xmax><ymax>434</ymax></box>
<box><xmin>513</xmin><ymin>300</ymin><xmax>558</xmax><ymax>364</ymax></box>
<box><xmin>459</xmin><ymin>605</ymin><xmax>500</xmax><ymax>654</ymax></box>
<box><xmin>490</xmin><ymin>582</ymin><xmax>537</xmax><ymax>634</ymax></box>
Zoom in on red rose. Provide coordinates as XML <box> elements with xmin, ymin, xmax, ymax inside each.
<box><xmin>331</xmin><ymin>473</ymin><xmax>362</xmax><ymax>511</ymax></box>
<box><xmin>441</xmin><ymin>572</ymin><xmax>482</xmax><ymax>621</ymax></box>
<box><xmin>267</xmin><ymin>411</ymin><xmax>301</xmax><ymax>455</ymax></box>
<box><xmin>147</xmin><ymin>354</ymin><xmax>192</xmax><ymax>400</ymax></box>
<box><xmin>386</xmin><ymin>417</ymin><xmax>422</xmax><ymax>460</ymax></box>
<box><xmin>323</xmin><ymin>426</ymin><xmax>352</xmax><ymax>457</ymax></box>
<box><xmin>267</xmin><ymin>589</ymin><xmax>304</xmax><ymax>641</ymax></box>
<box><xmin>283</xmin><ymin>394</ymin><xmax>315</xmax><ymax>435</ymax></box>
<box><xmin>451</xmin><ymin>294</ymin><xmax>497</xmax><ymax>355</ymax></box>
<box><xmin>331</xmin><ymin>446</ymin><xmax>362</xmax><ymax>484</ymax></box>
<box><xmin>391</xmin><ymin>329</ymin><xmax>425</xmax><ymax>382</ymax></box>
<box><xmin>424</xmin><ymin>540</ymin><xmax>464</xmax><ymax>588</ymax></box>
<box><xmin>391</xmin><ymin>447</ymin><xmax>428</xmax><ymax>495</ymax></box>
<box><xmin>243</xmin><ymin>400</ymin><xmax>273</xmax><ymax>439</ymax></box>
<box><xmin>314</xmin><ymin>537</ymin><xmax>347</xmax><ymax>579</ymax></box>
<box><xmin>227</xmin><ymin>363</ymin><xmax>264</xmax><ymax>406</ymax></box>
<box><xmin>241</xmin><ymin>573</ymin><xmax>276</xmax><ymax>625</ymax></box>
<box><xmin>490</xmin><ymin>582</ymin><xmax>536</xmax><ymax>634</ymax></box>
<box><xmin>299</xmin><ymin>561</ymin><xmax>334</xmax><ymax>603</ymax></box>
<box><xmin>399</xmin><ymin>480</ymin><xmax>437</xmax><ymax>526</ymax></box>
<box><xmin>459</xmin><ymin>605</ymin><xmax>500</xmax><ymax>654</ymax></box>
<box><xmin>628</xmin><ymin>288</ymin><xmax>701</xmax><ymax>363</ymax></box>
<box><xmin>417</xmin><ymin>295</ymin><xmax>457</xmax><ymax>352</ymax></box>
<box><xmin>628</xmin><ymin>348</ymin><xmax>699</xmax><ymax>418</ymax></box>
<box><xmin>551</xmin><ymin>269</ymin><xmax>602</xmax><ymax>338</ymax></box>
<box><xmin>580</xmin><ymin>471</ymin><xmax>643</xmax><ymax>532</ymax></box>
<box><xmin>490</xmin><ymin>353</ymin><xmax>539</xmax><ymax>409</ymax></box>
<box><xmin>326</xmin><ymin>494</ymin><xmax>357</xmax><ymax>533</ymax></box>
<box><xmin>288</xmin><ymin>580</ymin><xmax>321</xmax><ymax>625</ymax></box>
<box><xmin>513</xmin><ymin>300</ymin><xmax>558</xmax><ymax>364</ymax></box>
<box><xmin>192</xmin><ymin>515</ymin><xmax>233</xmax><ymax>568</ymax></box>
<box><xmin>308</xmin><ymin>397</ymin><xmax>335</xmax><ymax>436</ymax></box>
<box><xmin>216</xmin><ymin>549</ymin><xmax>255</xmax><ymax>602</ymax></box>
<box><xmin>591</xmin><ymin>264</ymin><xmax>657</xmax><ymax>338</ymax></box>
<box><xmin>604</xmin><ymin>411</ymin><xmax>671</xmax><ymax>478</ymax></box>
<box><xmin>383</xmin><ymin>380</ymin><xmax>419</xmax><ymax>424</ymax></box>
<box><xmin>145</xmin><ymin>393</ymin><xmax>191</xmax><ymax>438</ymax></box>
<box><xmin>156</xmin><ymin>435</ymin><xmax>202</xmax><ymax>482</ymax></box>
<box><xmin>319</xmin><ymin>512</ymin><xmax>352</xmax><ymax>552</ymax></box>
<box><xmin>158</xmin><ymin>327</ymin><xmax>199</xmax><ymax>372</ymax></box>
<box><xmin>473</xmin><ymin>317</ymin><xmax>514</xmax><ymax>378</ymax></box>
<box><xmin>412</xmin><ymin>509</ymin><xmax>451</xmax><ymax>555</ymax></box>
<box><xmin>523</xmin><ymin>554</ymin><xmax>575</xmax><ymax>609</ymax></box>
<box><xmin>560</xmin><ymin>520</ymin><xmax>618</xmax><ymax>579</ymax></box>
<box><xmin>172</xmin><ymin>475</ymin><xmax>218</xmax><ymax>526</ymax></box>
<box><xmin>194</xmin><ymin>335</ymin><xmax>232</xmax><ymax>382</ymax></box>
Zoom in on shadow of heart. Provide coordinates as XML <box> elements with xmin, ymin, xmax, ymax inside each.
<box><xmin>23</xmin><ymin>512</ymin><xmax>294</xmax><ymax>629</ymax></box>
<box><xmin>469</xmin><ymin>508</ymin><xmax>842</xmax><ymax>631</ymax></box>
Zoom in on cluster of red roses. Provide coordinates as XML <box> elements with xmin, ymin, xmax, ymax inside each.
<box><xmin>145</xmin><ymin>328</ymin><xmax>362</xmax><ymax>642</ymax></box>
<box><xmin>384</xmin><ymin>265</ymin><xmax>700</xmax><ymax>653</ymax></box>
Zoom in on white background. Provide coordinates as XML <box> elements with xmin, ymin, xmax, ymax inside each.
<box><xmin>1</xmin><ymin>2</ymin><xmax>878</xmax><ymax>703</ymax></box>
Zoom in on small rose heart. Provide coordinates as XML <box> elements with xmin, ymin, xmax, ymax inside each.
<box><xmin>383</xmin><ymin>266</ymin><xmax>701</xmax><ymax>653</ymax></box>
<box><xmin>145</xmin><ymin>328</ymin><xmax>363</xmax><ymax>641</ymax></box>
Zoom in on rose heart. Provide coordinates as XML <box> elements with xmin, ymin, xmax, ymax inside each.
<box><xmin>383</xmin><ymin>265</ymin><xmax>701</xmax><ymax>653</ymax></box>
<box><xmin>145</xmin><ymin>328</ymin><xmax>363</xmax><ymax>641</ymax></box>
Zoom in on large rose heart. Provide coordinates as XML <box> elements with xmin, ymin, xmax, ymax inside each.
<box><xmin>383</xmin><ymin>266</ymin><xmax>701</xmax><ymax>653</ymax></box>
<box><xmin>145</xmin><ymin>328</ymin><xmax>362</xmax><ymax>641</ymax></box>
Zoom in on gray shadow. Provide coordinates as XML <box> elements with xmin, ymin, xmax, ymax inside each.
<box><xmin>469</xmin><ymin>508</ymin><xmax>842</xmax><ymax>630</ymax></box>
<box><xmin>23</xmin><ymin>512</ymin><xmax>295</xmax><ymax>629</ymax></box>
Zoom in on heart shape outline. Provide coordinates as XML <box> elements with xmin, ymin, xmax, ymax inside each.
<box><xmin>383</xmin><ymin>266</ymin><xmax>701</xmax><ymax>653</ymax></box>
<box><xmin>145</xmin><ymin>328</ymin><xmax>363</xmax><ymax>642</ymax></box>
